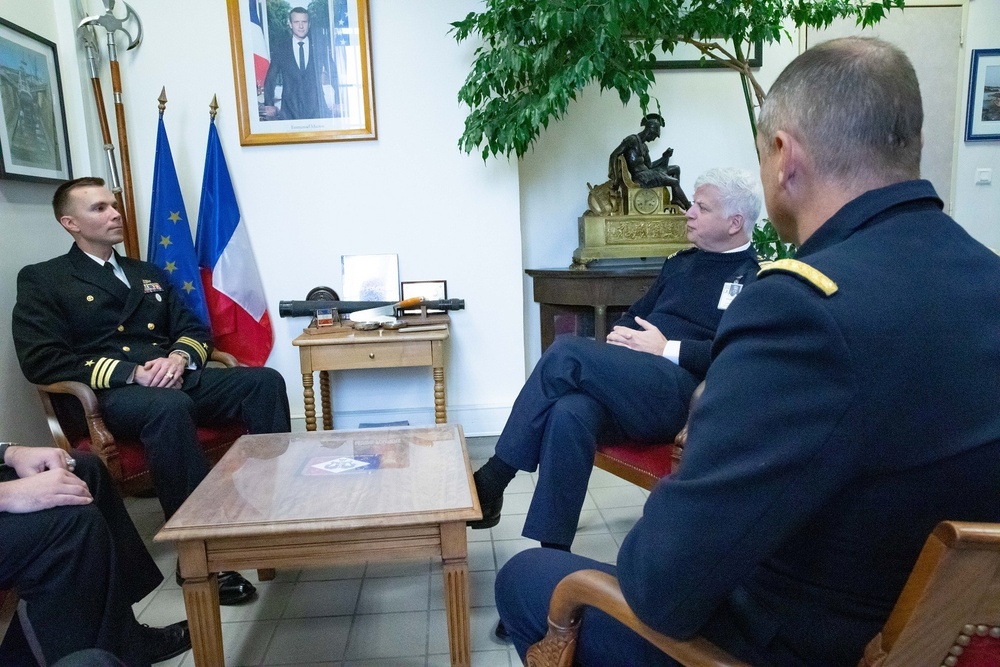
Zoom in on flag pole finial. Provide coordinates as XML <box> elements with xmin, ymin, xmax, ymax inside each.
<box><xmin>157</xmin><ymin>87</ymin><xmax>167</xmax><ymax>117</ymax></box>
<box><xmin>209</xmin><ymin>94</ymin><xmax>219</xmax><ymax>121</ymax></box>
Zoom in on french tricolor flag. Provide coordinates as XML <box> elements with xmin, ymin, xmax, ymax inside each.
<box><xmin>195</xmin><ymin>118</ymin><xmax>273</xmax><ymax>366</ymax></box>
<box><xmin>249</xmin><ymin>0</ymin><xmax>270</xmax><ymax>89</ymax></box>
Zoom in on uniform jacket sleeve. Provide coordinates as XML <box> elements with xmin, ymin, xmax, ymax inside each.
<box><xmin>616</xmin><ymin>275</ymin><xmax>860</xmax><ymax>639</ymax></box>
<box><xmin>13</xmin><ymin>253</ymin><xmax>213</xmax><ymax>390</ymax></box>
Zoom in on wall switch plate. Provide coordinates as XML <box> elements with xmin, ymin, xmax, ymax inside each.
<box><xmin>975</xmin><ymin>168</ymin><xmax>992</xmax><ymax>185</ymax></box>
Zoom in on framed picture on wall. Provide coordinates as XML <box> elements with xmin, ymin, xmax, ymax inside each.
<box><xmin>226</xmin><ymin>0</ymin><xmax>377</xmax><ymax>146</ymax></box>
<box><xmin>965</xmin><ymin>48</ymin><xmax>1000</xmax><ymax>142</ymax></box>
<box><xmin>401</xmin><ymin>280</ymin><xmax>447</xmax><ymax>314</ymax></box>
<box><xmin>0</xmin><ymin>18</ymin><xmax>72</xmax><ymax>183</ymax></box>
<box><xmin>652</xmin><ymin>39</ymin><xmax>762</xmax><ymax>70</ymax></box>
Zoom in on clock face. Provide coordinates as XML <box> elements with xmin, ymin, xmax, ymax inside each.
<box><xmin>634</xmin><ymin>188</ymin><xmax>660</xmax><ymax>215</ymax></box>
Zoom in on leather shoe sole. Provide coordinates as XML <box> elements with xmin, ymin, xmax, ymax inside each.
<box><xmin>175</xmin><ymin>568</ymin><xmax>258</xmax><ymax>605</ymax></box>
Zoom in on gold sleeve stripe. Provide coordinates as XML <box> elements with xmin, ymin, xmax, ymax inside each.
<box><xmin>175</xmin><ymin>337</ymin><xmax>208</xmax><ymax>364</ymax></box>
<box><xmin>757</xmin><ymin>258</ymin><xmax>838</xmax><ymax>297</ymax></box>
<box><xmin>90</xmin><ymin>358</ymin><xmax>120</xmax><ymax>389</ymax></box>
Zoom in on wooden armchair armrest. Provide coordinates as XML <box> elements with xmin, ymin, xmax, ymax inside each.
<box><xmin>673</xmin><ymin>380</ymin><xmax>706</xmax><ymax>454</ymax></box>
<box><xmin>209</xmin><ymin>349</ymin><xmax>239</xmax><ymax>368</ymax></box>
<box><xmin>526</xmin><ymin>569</ymin><xmax>749</xmax><ymax>667</ymax></box>
<box><xmin>35</xmin><ymin>380</ymin><xmax>120</xmax><ymax>479</ymax></box>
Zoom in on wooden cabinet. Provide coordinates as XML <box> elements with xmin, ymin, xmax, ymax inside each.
<box><xmin>525</xmin><ymin>267</ymin><xmax>661</xmax><ymax>350</ymax></box>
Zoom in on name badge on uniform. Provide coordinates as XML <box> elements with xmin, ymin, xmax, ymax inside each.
<box><xmin>143</xmin><ymin>282</ymin><xmax>163</xmax><ymax>294</ymax></box>
<box><xmin>717</xmin><ymin>281</ymin><xmax>743</xmax><ymax>310</ymax></box>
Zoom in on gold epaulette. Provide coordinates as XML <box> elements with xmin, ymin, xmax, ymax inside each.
<box><xmin>667</xmin><ymin>247</ymin><xmax>698</xmax><ymax>260</ymax></box>
<box><xmin>757</xmin><ymin>259</ymin><xmax>838</xmax><ymax>297</ymax></box>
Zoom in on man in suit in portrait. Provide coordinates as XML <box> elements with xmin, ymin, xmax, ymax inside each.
<box><xmin>12</xmin><ymin>177</ymin><xmax>292</xmax><ymax>606</ymax></box>
<box><xmin>262</xmin><ymin>6</ymin><xmax>338</xmax><ymax>120</ymax></box>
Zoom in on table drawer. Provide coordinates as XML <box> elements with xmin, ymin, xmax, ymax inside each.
<box><xmin>307</xmin><ymin>341</ymin><xmax>433</xmax><ymax>370</ymax></box>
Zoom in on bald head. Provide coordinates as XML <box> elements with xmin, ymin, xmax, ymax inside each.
<box><xmin>757</xmin><ymin>37</ymin><xmax>923</xmax><ymax>188</ymax></box>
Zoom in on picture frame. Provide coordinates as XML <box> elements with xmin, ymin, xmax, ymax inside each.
<box><xmin>226</xmin><ymin>0</ymin><xmax>377</xmax><ymax>146</ymax></box>
<box><xmin>965</xmin><ymin>48</ymin><xmax>1000</xmax><ymax>142</ymax></box>
<box><xmin>401</xmin><ymin>280</ymin><xmax>447</xmax><ymax>314</ymax></box>
<box><xmin>0</xmin><ymin>18</ymin><xmax>71</xmax><ymax>183</ymax></box>
<box><xmin>652</xmin><ymin>39</ymin><xmax>762</xmax><ymax>70</ymax></box>
<box><xmin>342</xmin><ymin>254</ymin><xmax>399</xmax><ymax>302</ymax></box>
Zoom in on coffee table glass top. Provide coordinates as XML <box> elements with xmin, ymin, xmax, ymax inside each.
<box><xmin>157</xmin><ymin>424</ymin><xmax>475</xmax><ymax>539</ymax></box>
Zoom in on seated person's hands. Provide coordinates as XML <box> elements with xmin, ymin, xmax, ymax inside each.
<box><xmin>606</xmin><ymin>316</ymin><xmax>668</xmax><ymax>356</ymax></box>
<box><xmin>134</xmin><ymin>353</ymin><xmax>186</xmax><ymax>389</ymax></box>
<box><xmin>0</xmin><ymin>446</ymin><xmax>92</xmax><ymax>513</ymax></box>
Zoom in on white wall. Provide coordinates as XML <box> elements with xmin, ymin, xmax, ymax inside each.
<box><xmin>0</xmin><ymin>0</ymin><xmax>94</xmax><ymax>446</ymax></box>
<box><xmin>3</xmin><ymin>0</ymin><xmax>525</xmax><ymax>440</ymax></box>
<box><xmin>1</xmin><ymin>1</ymin><xmax>997</xmax><ymax>445</ymax></box>
<box><xmin>517</xmin><ymin>37</ymin><xmax>799</xmax><ymax>370</ymax></box>
<box><xmin>518</xmin><ymin>2</ymin><xmax>1000</xmax><ymax>370</ymax></box>
<box><xmin>952</xmin><ymin>0</ymin><xmax>1000</xmax><ymax>247</ymax></box>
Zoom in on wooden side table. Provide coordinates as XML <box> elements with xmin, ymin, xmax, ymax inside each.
<box><xmin>292</xmin><ymin>318</ymin><xmax>449</xmax><ymax>430</ymax></box>
<box><xmin>526</xmin><ymin>267</ymin><xmax>661</xmax><ymax>350</ymax></box>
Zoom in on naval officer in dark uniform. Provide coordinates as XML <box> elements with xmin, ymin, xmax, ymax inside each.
<box><xmin>496</xmin><ymin>37</ymin><xmax>1000</xmax><ymax>666</ymax></box>
<box><xmin>12</xmin><ymin>177</ymin><xmax>291</xmax><ymax>606</ymax></box>
<box><xmin>470</xmin><ymin>167</ymin><xmax>763</xmax><ymax>551</ymax></box>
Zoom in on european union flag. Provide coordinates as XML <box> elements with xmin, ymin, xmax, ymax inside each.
<box><xmin>148</xmin><ymin>117</ymin><xmax>210</xmax><ymax>324</ymax></box>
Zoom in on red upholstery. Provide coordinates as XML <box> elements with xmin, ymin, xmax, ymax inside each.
<box><xmin>37</xmin><ymin>352</ymin><xmax>247</xmax><ymax>497</ymax></box>
<box><xmin>594</xmin><ymin>441</ymin><xmax>677</xmax><ymax>491</ymax></box>
<box><xmin>959</xmin><ymin>634</ymin><xmax>1000</xmax><ymax>666</ymax></box>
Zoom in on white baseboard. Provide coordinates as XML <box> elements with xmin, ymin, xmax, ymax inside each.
<box><xmin>290</xmin><ymin>403</ymin><xmax>510</xmax><ymax>437</ymax></box>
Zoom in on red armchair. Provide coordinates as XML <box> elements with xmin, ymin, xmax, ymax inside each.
<box><xmin>34</xmin><ymin>350</ymin><xmax>247</xmax><ymax>497</ymax></box>
<box><xmin>593</xmin><ymin>382</ymin><xmax>703</xmax><ymax>490</ymax></box>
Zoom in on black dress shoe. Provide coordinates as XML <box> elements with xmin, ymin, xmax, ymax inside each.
<box><xmin>467</xmin><ymin>469</ymin><xmax>503</xmax><ymax>529</ymax></box>
<box><xmin>494</xmin><ymin>619</ymin><xmax>511</xmax><ymax>643</ymax></box>
<box><xmin>175</xmin><ymin>567</ymin><xmax>258</xmax><ymax>605</ymax></box>
<box><xmin>217</xmin><ymin>571</ymin><xmax>257</xmax><ymax>605</ymax></box>
<box><xmin>139</xmin><ymin>620</ymin><xmax>191</xmax><ymax>663</ymax></box>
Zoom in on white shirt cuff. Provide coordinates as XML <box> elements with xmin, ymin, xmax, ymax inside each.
<box><xmin>662</xmin><ymin>340</ymin><xmax>681</xmax><ymax>364</ymax></box>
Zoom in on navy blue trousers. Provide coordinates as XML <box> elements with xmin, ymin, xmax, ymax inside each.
<box><xmin>0</xmin><ymin>454</ymin><xmax>161</xmax><ymax>666</ymax></box>
<box><xmin>495</xmin><ymin>337</ymin><xmax>698</xmax><ymax>546</ymax></box>
<box><xmin>497</xmin><ymin>548</ymin><xmax>681</xmax><ymax>665</ymax></box>
<box><xmin>99</xmin><ymin>366</ymin><xmax>290</xmax><ymax>518</ymax></box>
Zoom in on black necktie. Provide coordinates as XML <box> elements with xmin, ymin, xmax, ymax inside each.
<box><xmin>103</xmin><ymin>261</ymin><xmax>129</xmax><ymax>300</ymax></box>
<box><xmin>298</xmin><ymin>41</ymin><xmax>306</xmax><ymax>71</ymax></box>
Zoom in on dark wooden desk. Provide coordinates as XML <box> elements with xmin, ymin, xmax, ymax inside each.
<box><xmin>526</xmin><ymin>267</ymin><xmax>661</xmax><ymax>349</ymax></box>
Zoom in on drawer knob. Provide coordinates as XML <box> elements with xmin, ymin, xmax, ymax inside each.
<box><xmin>369</xmin><ymin>352</ymin><xmax>375</xmax><ymax>359</ymax></box>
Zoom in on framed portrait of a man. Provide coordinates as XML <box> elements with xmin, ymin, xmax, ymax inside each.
<box><xmin>227</xmin><ymin>0</ymin><xmax>376</xmax><ymax>146</ymax></box>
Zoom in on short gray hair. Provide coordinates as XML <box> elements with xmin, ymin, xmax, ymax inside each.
<box><xmin>693</xmin><ymin>167</ymin><xmax>762</xmax><ymax>232</ymax></box>
<box><xmin>757</xmin><ymin>36</ymin><xmax>922</xmax><ymax>186</ymax></box>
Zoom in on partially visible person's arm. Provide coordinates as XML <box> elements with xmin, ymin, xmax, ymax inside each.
<box><xmin>616</xmin><ymin>276</ymin><xmax>858</xmax><ymax>638</ymax></box>
<box><xmin>0</xmin><ymin>446</ymin><xmax>91</xmax><ymax>513</ymax></box>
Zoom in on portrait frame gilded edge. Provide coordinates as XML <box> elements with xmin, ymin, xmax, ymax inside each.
<box><xmin>0</xmin><ymin>17</ymin><xmax>72</xmax><ymax>184</ymax></box>
<box><xmin>226</xmin><ymin>0</ymin><xmax>377</xmax><ymax>146</ymax></box>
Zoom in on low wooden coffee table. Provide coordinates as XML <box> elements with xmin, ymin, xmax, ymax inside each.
<box><xmin>155</xmin><ymin>424</ymin><xmax>482</xmax><ymax>666</ymax></box>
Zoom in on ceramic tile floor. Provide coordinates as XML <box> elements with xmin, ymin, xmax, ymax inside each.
<box><xmin>127</xmin><ymin>435</ymin><xmax>649</xmax><ymax>666</ymax></box>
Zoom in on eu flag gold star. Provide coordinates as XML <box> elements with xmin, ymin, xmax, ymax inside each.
<box><xmin>183</xmin><ymin>281</ymin><xmax>195</xmax><ymax>293</ymax></box>
<box><xmin>159</xmin><ymin>235</ymin><xmax>173</xmax><ymax>249</ymax></box>
<box><xmin>165</xmin><ymin>261</ymin><xmax>177</xmax><ymax>274</ymax></box>
<box><xmin>169</xmin><ymin>211</ymin><xmax>182</xmax><ymax>223</ymax></box>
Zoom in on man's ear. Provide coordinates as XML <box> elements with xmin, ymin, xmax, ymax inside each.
<box><xmin>773</xmin><ymin>130</ymin><xmax>804</xmax><ymax>191</ymax></box>
<box><xmin>58</xmin><ymin>215</ymin><xmax>78</xmax><ymax>234</ymax></box>
<box><xmin>728</xmin><ymin>214</ymin><xmax>745</xmax><ymax>236</ymax></box>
